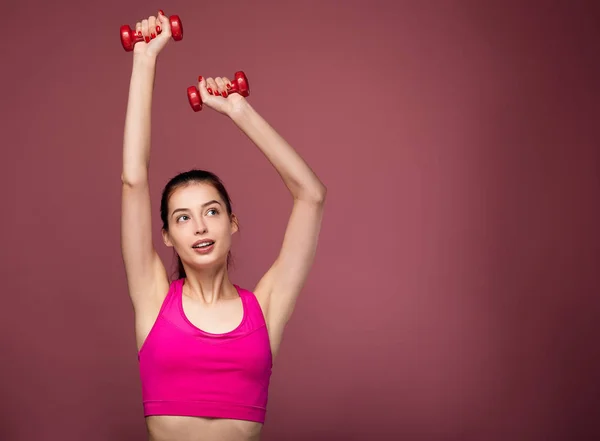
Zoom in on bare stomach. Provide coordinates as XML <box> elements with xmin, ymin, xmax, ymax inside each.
<box><xmin>146</xmin><ymin>415</ymin><xmax>263</xmax><ymax>441</ymax></box>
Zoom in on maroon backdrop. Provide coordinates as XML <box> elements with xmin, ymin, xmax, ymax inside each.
<box><xmin>2</xmin><ymin>1</ymin><xmax>599</xmax><ymax>440</ymax></box>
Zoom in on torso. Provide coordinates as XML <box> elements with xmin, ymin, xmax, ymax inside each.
<box><xmin>135</xmin><ymin>280</ymin><xmax>279</xmax><ymax>441</ymax></box>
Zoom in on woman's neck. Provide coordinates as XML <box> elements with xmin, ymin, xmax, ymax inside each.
<box><xmin>182</xmin><ymin>266</ymin><xmax>236</xmax><ymax>304</ymax></box>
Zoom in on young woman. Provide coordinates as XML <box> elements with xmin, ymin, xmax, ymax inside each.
<box><xmin>120</xmin><ymin>10</ymin><xmax>326</xmax><ymax>441</ymax></box>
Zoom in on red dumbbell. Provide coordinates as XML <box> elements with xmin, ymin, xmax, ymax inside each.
<box><xmin>120</xmin><ymin>14</ymin><xmax>183</xmax><ymax>52</ymax></box>
<box><xmin>187</xmin><ymin>71</ymin><xmax>250</xmax><ymax>112</ymax></box>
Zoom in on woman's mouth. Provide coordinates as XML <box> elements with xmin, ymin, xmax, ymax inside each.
<box><xmin>192</xmin><ymin>239</ymin><xmax>215</xmax><ymax>254</ymax></box>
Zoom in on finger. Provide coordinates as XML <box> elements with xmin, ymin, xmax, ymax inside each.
<box><xmin>222</xmin><ymin>76</ymin><xmax>232</xmax><ymax>90</ymax></box>
<box><xmin>141</xmin><ymin>19</ymin><xmax>150</xmax><ymax>43</ymax></box>
<box><xmin>135</xmin><ymin>22</ymin><xmax>142</xmax><ymax>38</ymax></box>
<box><xmin>197</xmin><ymin>76</ymin><xmax>212</xmax><ymax>102</ymax></box>
<box><xmin>148</xmin><ymin>16</ymin><xmax>157</xmax><ymax>39</ymax></box>
<box><xmin>156</xmin><ymin>10</ymin><xmax>163</xmax><ymax>34</ymax></box>
<box><xmin>205</xmin><ymin>78</ymin><xmax>218</xmax><ymax>96</ymax></box>
<box><xmin>157</xmin><ymin>10</ymin><xmax>170</xmax><ymax>37</ymax></box>
<box><xmin>215</xmin><ymin>77</ymin><xmax>227</xmax><ymax>97</ymax></box>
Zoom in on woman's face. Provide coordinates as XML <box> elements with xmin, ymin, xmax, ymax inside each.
<box><xmin>162</xmin><ymin>182</ymin><xmax>238</xmax><ymax>269</ymax></box>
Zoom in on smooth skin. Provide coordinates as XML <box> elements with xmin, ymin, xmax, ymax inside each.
<box><xmin>120</xmin><ymin>11</ymin><xmax>326</xmax><ymax>441</ymax></box>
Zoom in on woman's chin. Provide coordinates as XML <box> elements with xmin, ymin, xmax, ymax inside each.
<box><xmin>185</xmin><ymin>251</ymin><xmax>228</xmax><ymax>269</ymax></box>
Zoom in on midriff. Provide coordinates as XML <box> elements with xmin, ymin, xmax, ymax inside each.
<box><xmin>146</xmin><ymin>415</ymin><xmax>263</xmax><ymax>441</ymax></box>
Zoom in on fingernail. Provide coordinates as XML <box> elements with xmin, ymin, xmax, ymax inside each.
<box><xmin>207</xmin><ymin>88</ymin><xmax>213</xmax><ymax>95</ymax></box>
<box><xmin>198</xmin><ymin>76</ymin><xmax>203</xmax><ymax>82</ymax></box>
<box><xmin>137</xmin><ymin>30</ymin><xmax>142</xmax><ymax>37</ymax></box>
<box><xmin>159</xmin><ymin>9</ymin><xmax>165</xmax><ymax>15</ymax></box>
<box><xmin>151</xmin><ymin>33</ymin><xmax>156</xmax><ymax>39</ymax></box>
<box><xmin>226</xmin><ymin>83</ymin><xmax>232</xmax><ymax>89</ymax></box>
<box><xmin>145</xmin><ymin>36</ymin><xmax>150</xmax><ymax>43</ymax></box>
<box><xmin>221</xmin><ymin>91</ymin><xmax>227</xmax><ymax>97</ymax></box>
<box><xmin>156</xmin><ymin>26</ymin><xmax>161</xmax><ymax>33</ymax></box>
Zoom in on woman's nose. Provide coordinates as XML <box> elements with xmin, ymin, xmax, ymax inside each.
<box><xmin>194</xmin><ymin>220</ymin><xmax>208</xmax><ymax>235</ymax></box>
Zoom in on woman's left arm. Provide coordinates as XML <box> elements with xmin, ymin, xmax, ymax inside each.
<box><xmin>230</xmin><ymin>100</ymin><xmax>327</xmax><ymax>329</ymax></box>
<box><xmin>198</xmin><ymin>76</ymin><xmax>327</xmax><ymax>333</ymax></box>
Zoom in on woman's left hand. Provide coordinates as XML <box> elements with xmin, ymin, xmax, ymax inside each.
<box><xmin>197</xmin><ymin>76</ymin><xmax>247</xmax><ymax>117</ymax></box>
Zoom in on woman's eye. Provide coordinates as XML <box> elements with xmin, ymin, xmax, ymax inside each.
<box><xmin>177</xmin><ymin>215</ymin><xmax>189</xmax><ymax>222</ymax></box>
<box><xmin>207</xmin><ymin>208</ymin><xmax>219</xmax><ymax>216</ymax></box>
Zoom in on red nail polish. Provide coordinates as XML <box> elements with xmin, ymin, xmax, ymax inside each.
<box><xmin>198</xmin><ymin>76</ymin><xmax>203</xmax><ymax>82</ymax></box>
<box><xmin>207</xmin><ymin>88</ymin><xmax>213</xmax><ymax>95</ymax></box>
<box><xmin>137</xmin><ymin>30</ymin><xmax>142</xmax><ymax>37</ymax></box>
<box><xmin>151</xmin><ymin>33</ymin><xmax>156</xmax><ymax>39</ymax></box>
<box><xmin>226</xmin><ymin>83</ymin><xmax>232</xmax><ymax>89</ymax></box>
<box><xmin>156</xmin><ymin>26</ymin><xmax>161</xmax><ymax>33</ymax></box>
<box><xmin>221</xmin><ymin>91</ymin><xmax>227</xmax><ymax>97</ymax></box>
<box><xmin>145</xmin><ymin>36</ymin><xmax>150</xmax><ymax>43</ymax></box>
<box><xmin>159</xmin><ymin>9</ymin><xmax>165</xmax><ymax>15</ymax></box>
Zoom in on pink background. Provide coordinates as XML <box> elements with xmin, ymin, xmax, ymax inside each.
<box><xmin>1</xmin><ymin>1</ymin><xmax>599</xmax><ymax>440</ymax></box>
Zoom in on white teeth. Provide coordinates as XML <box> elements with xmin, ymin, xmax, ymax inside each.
<box><xmin>193</xmin><ymin>241</ymin><xmax>214</xmax><ymax>248</ymax></box>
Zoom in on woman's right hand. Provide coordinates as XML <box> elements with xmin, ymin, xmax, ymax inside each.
<box><xmin>133</xmin><ymin>10</ymin><xmax>172</xmax><ymax>59</ymax></box>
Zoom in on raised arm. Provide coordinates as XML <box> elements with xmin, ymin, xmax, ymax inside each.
<box><xmin>121</xmin><ymin>11</ymin><xmax>172</xmax><ymax>311</ymax></box>
<box><xmin>196</xmin><ymin>76</ymin><xmax>327</xmax><ymax>348</ymax></box>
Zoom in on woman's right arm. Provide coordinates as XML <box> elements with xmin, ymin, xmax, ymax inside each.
<box><xmin>121</xmin><ymin>12</ymin><xmax>172</xmax><ymax>310</ymax></box>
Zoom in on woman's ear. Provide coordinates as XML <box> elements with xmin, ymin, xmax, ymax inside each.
<box><xmin>231</xmin><ymin>214</ymin><xmax>239</xmax><ymax>234</ymax></box>
<box><xmin>162</xmin><ymin>228</ymin><xmax>173</xmax><ymax>247</ymax></box>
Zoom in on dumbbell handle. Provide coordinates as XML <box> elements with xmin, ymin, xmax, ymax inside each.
<box><xmin>187</xmin><ymin>71</ymin><xmax>250</xmax><ymax>112</ymax></box>
<box><xmin>120</xmin><ymin>14</ymin><xmax>183</xmax><ymax>52</ymax></box>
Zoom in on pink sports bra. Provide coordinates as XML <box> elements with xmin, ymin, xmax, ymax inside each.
<box><xmin>137</xmin><ymin>278</ymin><xmax>273</xmax><ymax>423</ymax></box>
